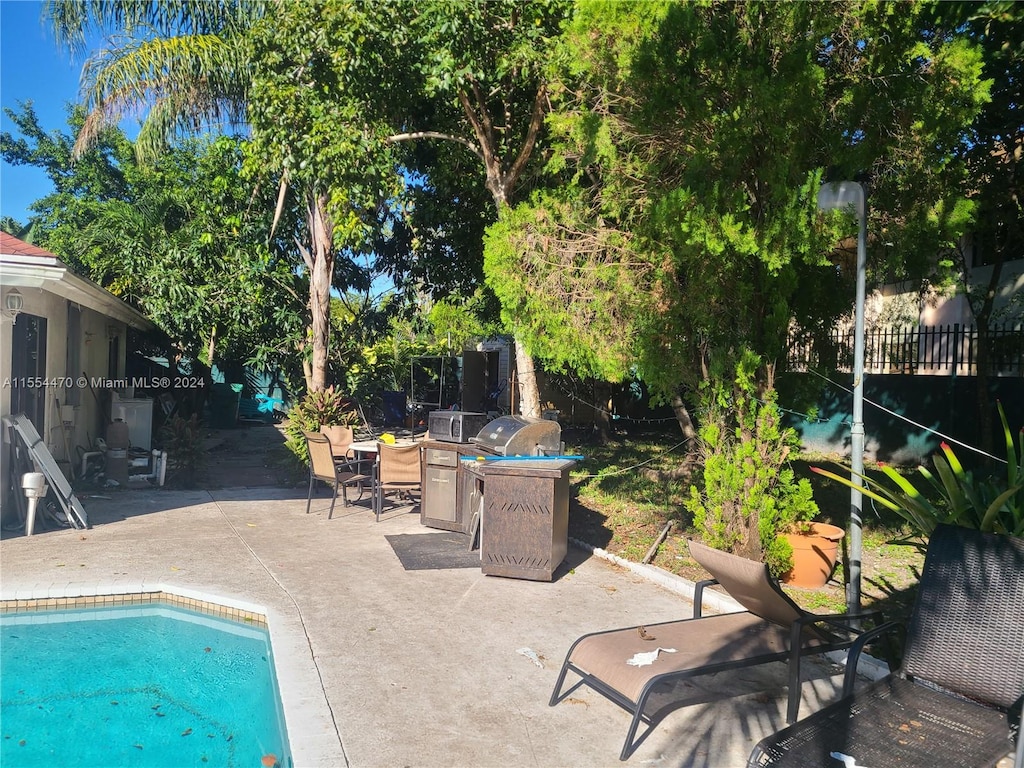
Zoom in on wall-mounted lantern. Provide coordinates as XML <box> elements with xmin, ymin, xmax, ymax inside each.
<box><xmin>4</xmin><ymin>288</ymin><xmax>24</xmax><ymax>323</ymax></box>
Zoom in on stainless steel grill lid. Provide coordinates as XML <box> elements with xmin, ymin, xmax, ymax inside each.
<box><xmin>471</xmin><ymin>415</ymin><xmax>561</xmax><ymax>456</ymax></box>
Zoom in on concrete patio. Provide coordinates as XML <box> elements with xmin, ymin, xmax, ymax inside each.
<box><xmin>1</xmin><ymin>485</ymin><xmax>853</xmax><ymax>768</ymax></box>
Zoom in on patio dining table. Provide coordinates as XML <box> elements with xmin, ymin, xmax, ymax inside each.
<box><xmin>349</xmin><ymin>438</ymin><xmax>419</xmax><ymax>457</ymax></box>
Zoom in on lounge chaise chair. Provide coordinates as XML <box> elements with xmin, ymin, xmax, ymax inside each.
<box><xmin>747</xmin><ymin>524</ymin><xmax>1024</xmax><ymax>768</ymax></box>
<box><xmin>549</xmin><ymin>539</ymin><xmax>884</xmax><ymax>761</ymax></box>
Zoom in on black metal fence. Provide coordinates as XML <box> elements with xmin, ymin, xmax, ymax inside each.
<box><xmin>788</xmin><ymin>323</ymin><xmax>1024</xmax><ymax>377</ymax></box>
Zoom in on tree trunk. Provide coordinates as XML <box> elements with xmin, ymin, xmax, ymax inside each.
<box><xmin>973</xmin><ymin>255</ymin><xmax>1004</xmax><ymax>460</ymax></box>
<box><xmin>669</xmin><ymin>394</ymin><xmax>697</xmax><ymax>443</ymax></box>
<box><xmin>733</xmin><ymin>508</ymin><xmax>761</xmax><ymax>561</ymax></box>
<box><xmin>300</xmin><ymin>346</ymin><xmax>312</xmax><ymax>393</ymax></box>
<box><xmin>306</xmin><ymin>192</ymin><xmax>335</xmax><ymax>393</ymax></box>
<box><xmin>514</xmin><ymin>338</ymin><xmax>541</xmax><ymax>418</ymax></box>
<box><xmin>954</xmin><ymin>222</ymin><xmax>1012</xmax><ymax>462</ymax></box>
<box><xmin>206</xmin><ymin>324</ymin><xmax>217</xmax><ymax>370</ymax></box>
<box><xmin>455</xmin><ymin>81</ymin><xmax>547</xmax><ymax>419</ymax></box>
<box><xmin>591</xmin><ymin>379</ymin><xmax>612</xmax><ymax>442</ymax></box>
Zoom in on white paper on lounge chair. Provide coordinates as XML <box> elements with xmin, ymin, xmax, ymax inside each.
<box><xmin>830</xmin><ymin>752</ymin><xmax>871</xmax><ymax>768</ymax></box>
<box><xmin>626</xmin><ymin>647</ymin><xmax>677</xmax><ymax>667</ymax></box>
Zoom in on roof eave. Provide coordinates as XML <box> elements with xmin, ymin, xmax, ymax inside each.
<box><xmin>1</xmin><ymin>255</ymin><xmax>155</xmax><ymax>331</ymax></box>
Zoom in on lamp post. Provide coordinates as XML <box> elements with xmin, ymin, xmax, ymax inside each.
<box><xmin>816</xmin><ymin>180</ymin><xmax>866</xmax><ymax>616</ymax></box>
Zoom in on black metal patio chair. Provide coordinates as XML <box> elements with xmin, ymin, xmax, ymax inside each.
<box><xmin>747</xmin><ymin>524</ymin><xmax>1024</xmax><ymax>768</ymax></box>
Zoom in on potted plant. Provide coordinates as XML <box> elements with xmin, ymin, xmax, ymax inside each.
<box><xmin>780</xmin><ymin>520</ymin><xmax>845</xmax><ymax>588</ymax></box>
<box><xmin>686</xmin><ymin>357</ymin><xmax>834</xmax><ymax>583</ymax></box>
<box><xmin>283</xmin><ymin>386</ymin><xmax>361</xmax><ymax>465</ymax></box>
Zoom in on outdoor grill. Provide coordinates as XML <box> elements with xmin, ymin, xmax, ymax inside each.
<box><xmin>462</xmin><ymin>415</ymin><xmax>572</xmax><ymax>581</ymax></box>
<box><xmin>470</xmin><ymin>415</ymin><xmax>562</xmax><ymax>457</ymax></box>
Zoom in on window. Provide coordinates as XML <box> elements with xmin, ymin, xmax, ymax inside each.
<box><xmin>65</xmin><ymin>305</ymin><xmax>81</xmax><ymax>405</ymax></box>
<box><xmin>108</xmin><ymin>333</ymin><xmax>120</xmax><ymax>381</ymax></box>
<box><xmin>11</xmin><ymin>314</ymin><xmax>48</xmax><ymax>432</ymax></box>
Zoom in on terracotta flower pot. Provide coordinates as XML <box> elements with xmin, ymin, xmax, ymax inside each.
<box><xmin>780</xmin><ymin>522</ymin><xmax>845</xmax><ymax>588</ymax></box>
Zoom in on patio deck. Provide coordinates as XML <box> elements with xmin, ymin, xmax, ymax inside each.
<box><xmin>1</xmin><ymin>485</ymin><xmax>852</xmax><ymax>767</ymax></box>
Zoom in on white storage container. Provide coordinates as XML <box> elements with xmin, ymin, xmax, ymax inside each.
<box><xmin>111</xmin><ymin>393</ymin><xmax>154</xmax><ymax>451</ymax></box>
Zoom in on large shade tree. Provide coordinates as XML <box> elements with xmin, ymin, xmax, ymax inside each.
<box><xmin>486</xmin><ymin>0</ymin><xmax>991</xmax><ymax>434</ymax></box>
<box><xmin>243</xmin><ymin>0</ymin><xmax>409</xmax><ymax>392</ymax></box>
<box><xmin>1</xmin><ymin>103</ymin><xmax>302</xmax><ymax>372</ymax></box>
<box><xmin>43</xmin><ymin>0</ymin><xmax>374</xmax><ymax>392</ymax></box>
<box><xmin>383</xmin><ymin>0</ymin><xmax>573</xmax><ymax>418</ymax></box>
<box><xmin>242</xmin><ymin>0</ymin><xmax>574</xmax><ymax>414</ymax></box>
<box><xmin>43</xmin><ymin>0</ymin><xmax>581</xmax><ymax>411</ymax></box>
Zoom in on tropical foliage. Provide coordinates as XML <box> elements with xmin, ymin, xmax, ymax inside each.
<box><xmin>1</xmin><ymin>1</ymin><xmax>1016</xmax><ymax>478</ymax></box>
<box><xmin>813</xmin><ymin>403</ymin><xmax>1024</xmax><ymax>546</ymax></box>
<box><xmin>388</xmin><ymin>0</ymin><xmax>573</xmax><ymax>417</ymax></box>
<box><xmin>282</xmin><ymin>386</ymin><xmax>360</xmax><ymax>465</ymax></box>
<box><xmin>245</xmin><ymin>1</ymin><xmax>412</xmax><ymax>392</ymax></box>
<box><xmin>42</xmin><ymin>0</ymin><xmax>364</xmax><ymax>392</ymax></box>
<box><xmin>685</xmin><ymin>353</ymin><xmax>820</xmax><ymax>576</ymax></box>
<box><xmin>0</xmin><ymin>105</ymin><xmax>300</xmax><ymax>371</ymax></box>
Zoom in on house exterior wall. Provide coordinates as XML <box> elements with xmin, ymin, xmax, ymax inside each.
<box><xmin>874</xmin><ymin>256</ymin><xmax>1024</xmax><ymax>329</ymax></box>
<box><xmin>910</xmin><ymin>257</ymin><xmax>1020</xmax><ymax>380</ymax></box>
<box><xmin>2</xmin><ymin>233</ymin><xmax>154</xmax><ymax>521</ymax></box>
<box><xmin>2</xmin><ymin>286</ymin><xmax>129</xmax><ymax>461</ymax></box>
<box><xmin>922</xmin><ymin>258</ymin><xmax>1024</xmax><ymax>326</ymax></box>
<box><xmin>1</xmin><ymin>288</ymin><xmax>133</xmax><ymax>521</ymax></box>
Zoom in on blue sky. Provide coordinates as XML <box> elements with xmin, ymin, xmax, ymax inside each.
<box><xmin>1</xmin><ymin>0</ymin><xmax>90</xmax><ymax>225</ymax></box>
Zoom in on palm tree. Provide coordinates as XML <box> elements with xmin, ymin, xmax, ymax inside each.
<box><xmin>45</xmin><ymin>0</ymin><xmax>339</xmax><ymax>392</ymax></box>
<box><xmin>46</xmin><ymin>2</ymin><xmax>257</xmax><ymax>159</ymax></box>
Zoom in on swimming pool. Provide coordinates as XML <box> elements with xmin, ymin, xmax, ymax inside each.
<box><xmin>1</xmin><ymin>602</ymin><xmax>291</xmax><ymax>767</ymax></box>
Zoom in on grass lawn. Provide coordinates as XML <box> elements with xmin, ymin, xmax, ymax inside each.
<box><xmin>563</xmin><ymin>425</ymin><xmax>925</xmax><ymax>623</ymax></box>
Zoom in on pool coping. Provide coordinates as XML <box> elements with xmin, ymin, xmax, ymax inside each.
<box><xmin>0</xmin><ymin>588</ymin><xmax>267</xmax><ymax>625</ymax></box>
<box><xmin>0</xmin><ymin>582</ymin><xmax>344</xmax><ymax>768</ymax></box>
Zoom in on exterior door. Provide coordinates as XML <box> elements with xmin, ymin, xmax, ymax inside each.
<box><xmin>10</xmin><ymin>314</ymin><xmax>48</xmax><ymax>434</ymax></box>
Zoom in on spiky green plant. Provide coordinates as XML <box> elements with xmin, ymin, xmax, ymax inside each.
<box><xmin>813</xmin><ymin>403</ymin><xmax>1023</xmax><ymax>549</ymax></box>
<box><xmin>283</xmin><ymin>386</ymin><xmax>360</xmax><ymax>465</ymax></box>
<box><xmin>159</xmin><ymin>414</ymin><xmax>205</xmax><ymax>487</ymax></box>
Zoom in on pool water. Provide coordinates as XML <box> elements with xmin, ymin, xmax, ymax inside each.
<box><xmin>0</xmin><ymin>604</ymin><xmax>290</xmax><ymax>767</ymax></box>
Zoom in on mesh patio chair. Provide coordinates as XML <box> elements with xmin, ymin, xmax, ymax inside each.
<box><xmin>549</xmin><ymin>539</ymin><xmax>885</xmax><ymax>761</ymax></box>
<box><xmin>304</xmin><ymin>431</ymin><xmax>372</xmax><ymax>518</ymax></box>
<box><xmin>747</xmin><ymin>524</ymin><xmax>1024</xmax><ymax>768</ymax></box>
<box><xmin>372</xmin><ymin>442</ymin><xmax>422</xmax><ymax>522</ymax></box>
<box><xmin>321</xmin><ymin>425</ymin><xmax>355</xmax><ymax>459</ymax></box>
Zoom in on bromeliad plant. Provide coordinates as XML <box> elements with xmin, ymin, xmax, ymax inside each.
<box><xmin>283</xmin><ymin>386</ymin><xmax>361</xmax><ymax>465</ymax></box>
<box><xmin>813</xmin><ymin>403</ymin><xmax>1024</xmax><ymax>548</ymax></box>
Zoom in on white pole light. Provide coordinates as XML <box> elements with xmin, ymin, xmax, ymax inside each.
<box><xmin>817</xmin><ymin>180</ymin><xmax>867</xmax><ymax>616</ymax></box>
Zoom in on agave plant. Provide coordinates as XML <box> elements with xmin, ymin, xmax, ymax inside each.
<box><xmin>812</xmin><ymin>402</ymin><xmax>1023</xmax><ymax>548</ymax></box>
